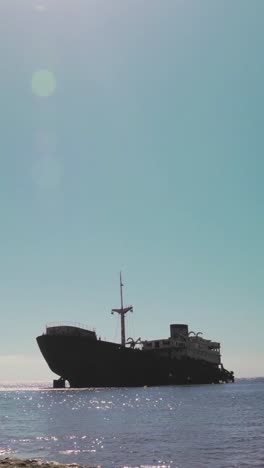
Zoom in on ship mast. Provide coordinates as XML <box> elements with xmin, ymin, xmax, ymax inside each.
<box><xmin>111</xmin><ymin>272</ymin><xmax>133</xmax><ymax>346</ymax></box>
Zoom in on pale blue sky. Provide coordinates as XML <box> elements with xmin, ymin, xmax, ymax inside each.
<box><xmin>0</xmin><ymin>0</ymin><xmax>263</xmax><ymax>380</ymax></box>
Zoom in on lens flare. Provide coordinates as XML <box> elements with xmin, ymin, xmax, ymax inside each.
<box><xmin>32</xmin><ymin>157</ymin><xmax>63</xmax><ymax>189</ymax></box>
<box><xmin>31</xmin><ymin>70</ymin><xmax>56</xmax><ymax>97</ymax></box>
<box><xmin>35</xmin><ymin>130</ymin><xmax>57</xmax><ymax>156</ymax></box>
<box><xmin>34</xmin><ymin>5</ymin><xmax>46</xmax><ymax>11</ymax></box>
<box><xmin>33</xmin><ymin>0</ymin><xmax>47</xmax><ymax>11</ymax></box>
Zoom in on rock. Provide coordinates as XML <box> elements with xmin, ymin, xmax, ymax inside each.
<box><xmin>0</xmin><ymin>459</ymin><xmax>96</xmax><ymax>468</ymax></box>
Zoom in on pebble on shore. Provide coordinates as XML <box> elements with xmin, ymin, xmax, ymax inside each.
<box><xmin>0</xmin><ymin>459</ymin><xmax>96</xmax><ymax>468</ymax></box>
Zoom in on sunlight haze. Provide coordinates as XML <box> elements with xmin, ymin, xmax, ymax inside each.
<box><xmin>0</xmin><ymin>0</ymin><xmax>263</xmax><ymax>381</ymax></box>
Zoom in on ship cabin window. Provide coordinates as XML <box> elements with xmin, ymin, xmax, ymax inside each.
<box><xmin>144</xmin><ymin>342</ymin><xmax>152</xmax><ymax>348</ymax></box>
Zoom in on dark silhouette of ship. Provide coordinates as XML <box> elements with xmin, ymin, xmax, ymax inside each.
<box><xmin>36</xmin><ymin>274</ymin><xmax>234</xmax><ymax>388</ymax></box>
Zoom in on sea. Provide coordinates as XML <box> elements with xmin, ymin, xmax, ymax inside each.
<box><xmin>0</xmin><ymin>380</ymin><xmax>264</xmax><ymax>468</ymax></box>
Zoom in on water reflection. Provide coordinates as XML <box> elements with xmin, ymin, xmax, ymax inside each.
<box><xmin>0</xmin><ymin>383</ymin><xmax>264</xmax><ymax>468</ymax></box>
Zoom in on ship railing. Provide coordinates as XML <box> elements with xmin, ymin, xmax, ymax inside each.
<box><xmin>46</xmin><ymin>322</ymin><xmax>96</xmax><ymax>333</ymax></box>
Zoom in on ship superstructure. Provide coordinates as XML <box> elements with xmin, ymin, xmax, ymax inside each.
<box><xmin>142</xmin><ymin>324</ymin><xmax>221</xmax><ymax>365</ymax></box>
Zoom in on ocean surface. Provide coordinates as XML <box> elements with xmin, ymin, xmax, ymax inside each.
<box><xmin>0</xmin><ymin>380</ymin><xmax>264</xmax><ymax>468</ymax></box>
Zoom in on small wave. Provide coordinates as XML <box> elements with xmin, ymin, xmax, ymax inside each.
<box><xmin>235</xmin><ymin>377</ymin><xmax>264</xmax><ymax>384</ymax></box>
<box><xmin>123</xmin><ymin>466</ymin><xmax>171</xmax><ymax>468</ymax></box>
<box><xmin>0</xmin><ymin>448</ymin><xmax>17</xmax><ymax>455</ymax></box>
<box><xmin>59</xmin><ymin>450</ymin><xmax>96</xmax><ymax>455</ymax></box>
<box><xmin>0</xmin><ymin>382</ymin><xmax>52</xmax><ymax>392</ymax></box>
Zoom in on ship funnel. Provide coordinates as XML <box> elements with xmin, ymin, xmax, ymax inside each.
<box><xmin>170</xmin><ymin>324</ymin><xmax>188</xmax><ymax>338</ymax></box>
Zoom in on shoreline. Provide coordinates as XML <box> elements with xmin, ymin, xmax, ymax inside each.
<box><xmin>0</xmin><ymin>459</ymin><xmax>96</xmax><ymax>468</ymax></box>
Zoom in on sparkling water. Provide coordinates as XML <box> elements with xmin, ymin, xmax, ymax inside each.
<box><xmin>0</xmin><ymin>380</ymin><xmax>264</xmax><ymax>468</ymax></box>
